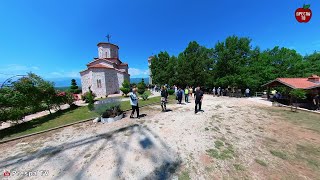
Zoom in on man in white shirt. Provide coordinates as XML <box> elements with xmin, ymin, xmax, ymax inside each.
<box><xmin>245</xmin><ymin>88</ymin><xmax>250</xmax><ymax>97</ymax></box>
<box><xmin>129</xmin><ymin>88</ymin><xmax>139</xmax><ymax>118</ymax></box>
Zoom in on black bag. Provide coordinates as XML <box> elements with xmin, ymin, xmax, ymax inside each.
<box><xmin>176</xmin><ymin>96</ymin><xmax>178</xmax><ymax>100</ymax></box>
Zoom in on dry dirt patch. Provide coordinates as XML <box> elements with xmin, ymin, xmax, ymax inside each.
<box><xmin>0</xmin><ymin>96</ymin><xmax>319</xmax><ymax>179</ymax></box>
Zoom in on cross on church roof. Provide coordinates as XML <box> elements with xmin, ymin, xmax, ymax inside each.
<box><xmin>106</xmin><ymin>34</ymin><xmax>111</xmax><ymax>42</ymax></box>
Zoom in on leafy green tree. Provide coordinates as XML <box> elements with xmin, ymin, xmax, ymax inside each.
<box><xmin>149</xmin><ymin>35</ymin><xmax>319</xmax><ymax>95</ymax></box>
<box><xmin>137</xmin><ymin>80</ymin><xmax>146</xmax><ymax>95</ymax></box>
<box><xmin>120</xmin><ymin>80</ymin><xmax>130</xmax><ymax>96</ymax></box>
<box><xmin>289</xmin><ymin>89</ymin><xmax>307</xmax><ymax>112</ymax></box>
<box><xmin>0</xmin><ymin>73</ymin><xmax>61</xmax><ymax>121</ymax></box>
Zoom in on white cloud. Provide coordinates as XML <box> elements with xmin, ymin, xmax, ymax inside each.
<box><xmin>0</xmin><ymin>64</ymin><xmax>40</xmax><ymax>80</ymax></box>
<box><xmin>128</xmin><ymin>68</ymin><xmax>149</xmax><ymax>77</ymax></box>
<box><xmin>49</xmin><ymin>71</ymin><xmax>80</xmax><ymax>78</ymax></box>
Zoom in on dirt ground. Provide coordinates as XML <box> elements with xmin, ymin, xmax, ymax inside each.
<box><xmin>0</xmin><ymin>95</ymin><xmax>319</xmax><ymax>180</ymax></box>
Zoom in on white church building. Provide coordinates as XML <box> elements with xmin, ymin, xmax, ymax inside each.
<box><xmin>80</xmin><ymin>41</ymin><xmax>130</xmax><ymax>98</ymax></box>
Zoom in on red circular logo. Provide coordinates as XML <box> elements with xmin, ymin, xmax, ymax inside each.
<box><xmin>295</xmin><ymin>4</ymin><xmax>312</xmax><ymax>23</ymax></box>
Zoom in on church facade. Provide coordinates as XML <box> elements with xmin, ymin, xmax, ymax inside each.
<box><xmin>80</xmin><ymin>42</ymin><xmax>130</xmax><ymax>98</ymax></box>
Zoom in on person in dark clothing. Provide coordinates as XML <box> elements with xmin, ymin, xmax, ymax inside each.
<box><xmin>313</xmin><ymin>93</ymin><xmax>320</xmax><ymax>111</ymax></box>
<box><xmin>195</xmin><ymin>87</ymin><xmax>204</xmax><ymax>114</ymax></box>
<box><xmin>177</xmin><ymin>87</ymin><xmax>183</xmax><ymax>104</ymax></box>
<box><xmin>160</xmin><ymin>86</ymin><xmax>168</xmax><ymax>111</ymax></box>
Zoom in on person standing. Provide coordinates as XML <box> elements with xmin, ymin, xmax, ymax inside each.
<box><xmin>195</xmin><ymin>87</ymin><xmax>204</xmax><ymax>114</ymax></box>
<box><xmin>189</xmin><ymin>86</ymin><xmax>193</xmax><ymax>99</ymax></box>
<box><xmin>129</xmin><ymin>88</ymin><xmax>139</xmax><ymax>118</ymax></box>
<box><xmin>212</xmin><ymin>87</ymin><xmax>216</xmax><ymax>97</ymax></box>
<box><xmin>160</xmin><ymin>86</ymin><xmax>168</xmax><ymax>112</ymax></box>
<box><xmin>174</xmin><ymin>85</ymin><xmax>178</xmax><ymax>95</ymax></box>
<box><xmin>313</xmin><ymin>93</ymin><xmax>320</xmax><ymax>111</ymax></box>
<box><xmin>177</xmin><ymin>87</ymin><xmax>183</xmax><ymax>104</ymax></box>
<box><xmin>184</xmin><ymin>86</ymin><xmax>189</xmax><ymax>103</ymax></box>
<box><xmin>217</xmin><ymin>87</ymin><xmax>221</xmax><ymax>97</ymax></box>
<box><xmin>245</xmin><ymin>88</ymin><xmax>250</xmax><ymax>97</ymax></box>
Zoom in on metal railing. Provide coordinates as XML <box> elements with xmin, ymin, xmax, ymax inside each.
<box><xmin>255</xmin><ymin>92</ymin><xmax>265</xmax><ymax>97</ymax></box>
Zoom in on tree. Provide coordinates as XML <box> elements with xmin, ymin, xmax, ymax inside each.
<box><xmin>120</xmin><ymin>80</ymin><xmax>130</xmax><ymax>96</ymax></box>
<box><xmin>137</xmin><ymin>80</ymin><xmax>146</xmax><ymax>95</ymax></box>
<box><xmin>70</xmin><ymin>79</ymin><xmax>79</xmax><ymax>93</ymax></box>
<box><xmin>149</xmin><ymin>35</ymin><xmax>319</xmax><ymax>95</ymax></box>
<box><xmin>0</xmin><ymin>73</ymin><xmax>61</xmax><ymax>122</ymax></box>
<box><xmin>87</xmin><ymin>86</ymin><xmax>95</xmax><ymax>111</ymax></box>
<box><xmin>289</xmin><ymin>89</ymin><xmax>307</xmax><ymax>112</ymax></box>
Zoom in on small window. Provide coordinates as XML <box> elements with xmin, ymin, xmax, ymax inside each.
<box><xmin>97</xmin><ymin>79</ymin><xmax>102</xmax><ymax>88</ymax></box>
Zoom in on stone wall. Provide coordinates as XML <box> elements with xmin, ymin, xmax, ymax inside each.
<box><xmin>105</xmin><ymin>69</ymin><xmax>119</xmax><ymax>95</ymax></box>
<box><xmin>98</xmin><ymin>44</ymin><xmax>118</xmax><ymax>59</ymax></box>
<box><xmin>91</xmin><ymin>69</ymin><xmax>107</xmax><ymax>98</ymax></box>
<box><xmin>80</xmin><ymin>70</ymin><xmax>92</xmax><ymax>95</ymax></box>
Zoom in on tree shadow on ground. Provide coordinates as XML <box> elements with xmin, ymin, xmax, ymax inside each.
<box><xmin>0</xmin><ymin>123</ymin><xmax>181</xmax><ymax>179</ymax></box>
<box><xmin>0</xmin><ymin>105</ymin><xmax>80</xmax><ymax>140</ymax></box>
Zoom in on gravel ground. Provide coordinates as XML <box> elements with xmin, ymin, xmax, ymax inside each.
<box><xmin>0</xmin><ymin>95</ymin><xmax>319</xmax><ymax>180</ymax></box>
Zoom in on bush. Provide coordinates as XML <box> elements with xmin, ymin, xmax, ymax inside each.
<box><xmin>120</xmin><ymin>87</ymin><xmax>130</xmax><ymax>96</ymax></box>
<box><xmin>137</xmin><ymin>83</ymin><xmax>146</xmax><ymax>95</ymax></box>
<box><xmin>82</xmin><ymin>92</ymin><xmax>96</xmax><ymax>103</ymax></box>
<box><xmin>141</xmin><ymin>92</ymin><xmax>149</xmax><ymax>100</ymax></box>
<box><xmin>94</xmin><ymin>97</ymin><xmax>122</xmax><ymax>118</ymax></box>
<box><xmin>168</xmin><ymin>89</ymin><xmax>175</xmax><ymax>95</ymax></box>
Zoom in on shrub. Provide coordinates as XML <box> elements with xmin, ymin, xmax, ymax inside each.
<box><xmin>82</xmin><ymin>92</ymin><xmax>96</xmax><ymax>103</ymax></box>
<box><xmin>141</xmin><ymin>92</ymin><xmax>149</xmax><ymax>100</ymax></box>
<box><xmin>120</xmin><ymin>87</ymin><xmax>130</xmax><ymax>96</ymax></box>
<box><xmin>168</xmin><ymin>89</ymin><xmax>175</xmax><ymax>95</ymax></box>
<box><xmin>137</xmin><ymin>82</ymin><xmax>146</xmax><ymax>95</ymax></box>
<box><xmin>86</xmin><ymin>89</ymin><xmax>95</xmax><ymax>111</ymax></box>
<box><xmin>94</xmin><ymin>97</ymin><xmax>122</xmax><ymax>118</ymax></box>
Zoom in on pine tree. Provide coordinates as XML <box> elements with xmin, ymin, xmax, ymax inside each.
<box><xmin>70</xmin><ymin>79</ymin><xmax>79</xmax><ymax>93</ymax></box>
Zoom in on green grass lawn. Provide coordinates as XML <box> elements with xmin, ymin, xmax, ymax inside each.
<box><xmin>0</xmin><ymin>94</ymin><xmax>176</xmax><ymax>141</ymax></box>
<box><xmin>0</xmin><ymin>106</ymin><xmax>98</xmax><ymax>140</ymax></box>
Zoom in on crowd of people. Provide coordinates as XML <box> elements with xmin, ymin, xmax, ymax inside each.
<box><xmin>128</xmin><ymin>84</ymin><xmax>206</xmax><ymax>118</ymax></box>
<box><xmin>128</xmin><ymin>83</ymin><xmax>320</xmax><ymax>119</ymax></box>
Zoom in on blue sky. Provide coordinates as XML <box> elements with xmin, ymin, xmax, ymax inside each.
<box><xmin>0</xmin><ymin>0</ymin><xmax>319</xmax><ymax>81</ymax></box>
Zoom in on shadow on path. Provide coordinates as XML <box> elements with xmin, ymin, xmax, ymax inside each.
<box><xmin>1</xmin><ymin>123</ymin><xmax>181</xmax><ymax>179</ymax></box>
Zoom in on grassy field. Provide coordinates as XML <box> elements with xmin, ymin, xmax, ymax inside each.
<box><xmin>0</xmin><ymin>94</ymin><xmax>175</xmax><ymax>141</ymax></box>
<box><xmin>0</xmin><ymin>106</ymin><xmax>98</xmax><ymax>140</ymax></box>
<box><xmin>264</xmin><ymin>107</ymin><xmax>320</xmax><ymax>133</ymax></box>
<box><xmin>262</xmin><ymin>107</ymin><xmax>320</xmax><ymax>173</ymax></box>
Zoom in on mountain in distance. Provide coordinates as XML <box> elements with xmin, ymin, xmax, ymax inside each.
<box><xmin>130</xmin><ymin>77</ymin><xmax>149</xmax><ymax>84</ymax></box>
<box><xmin>50</xmin><ymin>77</ymin><xmax>149</xmax><ymax>87</ymax></box>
